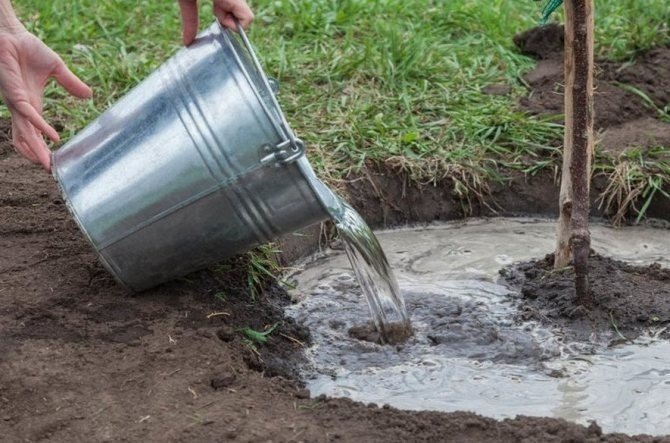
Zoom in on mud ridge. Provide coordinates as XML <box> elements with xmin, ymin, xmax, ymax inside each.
<box><xmin>501</xmin><ymin>252</ymin><xmax>670</xmax><ymax>343</ymax></box>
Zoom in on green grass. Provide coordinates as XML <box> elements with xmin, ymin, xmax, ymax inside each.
<box><xmin>6</xmin><ymin>0</ymin><xmax>668</xmax><ymax>167</ymax></box>
<box><xmin>240</xmin><ymin>323</ymin><xmax>279</xmax><ymax>354</ymax></box>
<box><xmin>211</xmin><ymin>242</ymin><xmax>287</xmax><ymax>299</ymax></box>
<box><xmin>3</xmin><ymin>0</ymin><xmax>670</xmax><ymax>226</ymax></box>
<box><xmin>596</xmin><ymin>146</ymin><xmax>670</xmax><ymax>225</ymax></box>
<box><xmin>245</xmin><ymin>243</ymin><xmax>292</xmax><ymax>299</ymax></box>
<box><xmin>241</xmin><ymin>323</ymin><xmax>279</xmax><ymax>344</ymax></box>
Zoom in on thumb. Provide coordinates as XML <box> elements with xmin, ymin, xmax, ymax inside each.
<box><xmin>51</xmin><ymin>61</ymin><xmax>92</xmax><ymax>99</ymax></box>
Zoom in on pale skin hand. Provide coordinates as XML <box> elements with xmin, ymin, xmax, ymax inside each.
<box><xmin>0</xmin><ymin>0</ymin><xmax>92</xmax><ymax>171</ymax></box>
<box><xmin>178</xmin><ymin>0</ymin><xmax>254</xmax><ymax>45</ymax></box>
<box><xmin>0</xmin><ymin>30</ymin><xmax>92</xmax><ymax>171</ymax></box>
<box><xmin>0</xmin><ymin>0</ymin><xmax>253</xmax><ymax>171</ymax></box>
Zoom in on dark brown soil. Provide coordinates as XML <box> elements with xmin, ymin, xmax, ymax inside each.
<box><xmin>3</xmin><ymin>119</ymin><xmax>666</xmax><ymax>442</ymax></box>
<box><xmin>515</xmin><ymin>24</ymin><xmax>670</xmax><ymax>144</ymax></box>
<box><xmin>599</xmin><ymin>117</ymin><xmax>670</xmax><ymax>157</ymax></box>
<box><xmin>6</xmin><ymin>121</ymin><xmax>667</xmax><ymax>442</ymax></box>
<box><xmin>501</xmin><ymin>253</ymin><xmax>670</xmax><ymax>343</ymax></box>
<box><xmin>514</xmin><ymin>24</ymin><xmax>565</xmax><ymax>60</ymax></box>
<box><xmin>0</xmin><ymin>120</ymin><xmax>12</xmax><ymax>159</ymax></box>
<box><xmin>499</xmin><ymin>25</ymin><xmax>670</xmax><ymax>345</ymax></box>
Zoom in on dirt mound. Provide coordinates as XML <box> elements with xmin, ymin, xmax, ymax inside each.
<box><xmin>501</xmin><ymin>253</ymin><xmax>670</xmax><ymax>343</ymax></box>
<box><xmin>599</xmin><ymin>117</ymin><xmax>670</xmax><ymax>156</ymax></box>
<box><xmin>514</xmin><ymin>23</ymin><xmax>565</xmax><ymax>60</ymax></box>
<box><xmin>515</xmin><ymin>25</ymin><xmax>670</xmax><ymax>147</ymax></box>
<box><xmin>600</xmin><ymin>47</ymin><xmax>670</xmax><ymax>112</ymax></box>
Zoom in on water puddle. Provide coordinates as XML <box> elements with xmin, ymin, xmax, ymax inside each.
<box><xmin>286</xmin><ymin>218</ymin><xmax>670</xmax><ymax>435</ymax></box>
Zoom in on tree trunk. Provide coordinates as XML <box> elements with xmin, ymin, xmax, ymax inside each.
<box><xmin>555</xmin><ymin>0</ymin><xmax>594</xmax><ymax>304</ymax></box>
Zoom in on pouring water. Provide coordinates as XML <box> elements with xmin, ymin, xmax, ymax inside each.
<box><xmin>329</xmin><ymin>197</ymin><xmax>412</xmax><ymax>344</ymax></box>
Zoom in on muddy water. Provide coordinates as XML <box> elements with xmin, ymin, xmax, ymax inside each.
<box><xmin>286</xmin><ymin>218</ymin><xmax>670</xmax><ymax>435</ymax></box>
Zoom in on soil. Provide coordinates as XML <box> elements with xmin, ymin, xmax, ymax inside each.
<box><xmin>514</xmin><ymin>24</ymin><xmax>670</xmax><ymax>151</ymax></box>
<box><xmin>2</xmin><ymin>24</ymin><xmax>670</xmax><ymax>442</ymax></box>
<box><xmin>501</xmin><ymin>253</ymin><xmax>670</xmax><ymax>343</ymax></box>
<box><xmin>492</xmin><ymin>25</ymin><xmax>670</xmax><ymax>345</ymax></box>
<box><xmin>5</xmin><ymin>121</ymin><xmax>666</xmax><ymax>442</ymax></box>
<box><xmin>348</xmin><ymin>321</ymin><xmax>413</xmax><ymax>345</ymax></box>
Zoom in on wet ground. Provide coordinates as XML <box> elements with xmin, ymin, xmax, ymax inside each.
<box><xmin>8</xmin><ymin>122</ymin><xmax>664</xmax><ymax>442</ymax></box>
<box><xmin>287</xmin><ymin>218</ymin><xmax>670</xmax><ymax>435</ymax></box>
<box><xmin>506</xmin><ymin>251</ymin><xmax>670</xmax><ymax>343</ymax></box>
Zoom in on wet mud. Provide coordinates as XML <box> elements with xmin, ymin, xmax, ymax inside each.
<box><xmin>502</xmin><ymin>253</ymin><xmax>670</xmax><ymax>343</ymax></box>
<box><xmin>348</xmin><ymin>321</ymin><xmax>413</xmax><ymax>345</ymax></box>
<box><xmin>288</xmin><ymin>219</ymin><xmax>670</xmax><ymax>435</ymax></box>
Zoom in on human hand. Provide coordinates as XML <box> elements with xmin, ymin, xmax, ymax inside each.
<box><xmin>0</xmin><ymin>26</ymin><xmax>92</xmax><ymax>171</ymax></box>
<box><xmin>178</xmin><ymin>0</ymin><xmax>254</xmax><ymax>46</ymax></box>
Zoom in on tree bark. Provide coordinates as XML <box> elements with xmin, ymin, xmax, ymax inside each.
<box><xmin>554</xmin><ymin>3</ymin><xmax>576</xmax><ymax>269</ymax></box>
<box><xmin>555</xmin><ymin>0</ymin><xmax>594</xmax><ymax>303</ymax></box>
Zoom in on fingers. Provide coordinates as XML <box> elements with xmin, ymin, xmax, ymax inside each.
<box><xmin>178</xmin><ymin>0</ymin><xmax>199</xmax><ymax>46</ymax></box>
<box><xmin>179</xmin><ymin>0</ymin><xmax>253</xmax><ymax>45</ymax></box>
<box><xmin>11</xmin><ymin>114</ymin><xmax>52</xmax><ymax>171</ymax></box>
<box><xmin>214</xmin><ymin>5</ymin><xmax>237</xmax><ymax>30</ymax></box>
<box><xmin>51</xmin><ymin>61</ymin><xmax>92</xmax><ymax>99</ymax></box>
<box><xmin>12</xmin><ymin>98</ymin><xmax>59</xmax><ymax>143</ymax></box>
<box><xmin>214</xmin><ymin>0</ymin><xmax>254</xmax><ymax>29</ymax></box>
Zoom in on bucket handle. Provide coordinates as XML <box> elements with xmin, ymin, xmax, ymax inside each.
<box><xmin>229</xmin><ymin>20</ymin><xmax>305</xmax><ymax>166</ymax></box>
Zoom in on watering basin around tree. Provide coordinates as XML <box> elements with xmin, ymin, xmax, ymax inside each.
<box><xmin>285</xmin><ymin>218</ymin><xmax>670</xmax><ymax>436</ymax></box>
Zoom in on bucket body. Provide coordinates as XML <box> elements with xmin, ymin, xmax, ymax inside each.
<box><xmin>53</xmin><ymin>22</ymin><xmax>338</xmax><ymax>291</ymax></box>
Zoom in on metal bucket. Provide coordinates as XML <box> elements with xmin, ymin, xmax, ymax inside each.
<box><xmin>52</xmin><ymin>22</ymin><xmax>340</xmax><ymax>292</ymax></box>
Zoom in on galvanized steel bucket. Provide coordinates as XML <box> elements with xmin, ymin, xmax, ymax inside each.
<box><xmin>52</xmin><ymin>21</ymin><xmax>340</xmax><ymax>291</ymax></box>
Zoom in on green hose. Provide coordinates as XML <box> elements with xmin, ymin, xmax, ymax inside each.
<box><xmin>537</xmin><ymin>0</ymin><xmax>564</xmax><ymax>23</ymax></box>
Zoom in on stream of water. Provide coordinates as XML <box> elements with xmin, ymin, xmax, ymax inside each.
<box><xmin>330</xmin><ymin>199</ymin><xmax>411</xmax><ymax>343</ymax></box>
<box><xmin>286</xmin><ymin>218</ymin><xmax>670</xmax><ymax>435</ymax></box>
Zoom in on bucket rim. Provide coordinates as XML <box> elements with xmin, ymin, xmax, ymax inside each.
<box><xmin>296</xmin><ymin>157</ymin><xmax>345</xmax><ymax>221</ymax></box>
<box><xmin>219</xmin><ymin>22</ymin><xmax>342</xmax><ymax>220</ymax></box>
<box><xmin>219</xmin><ymin>22</ymin><xmax>305</xmax><ymax>165</ymax></box>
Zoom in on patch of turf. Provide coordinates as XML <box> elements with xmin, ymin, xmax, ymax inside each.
<box><xmin>4</xmin><ymin>0</ymin><xmax>669</xmax><ymax>220</ymax></box>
